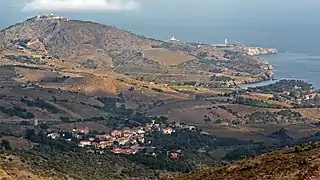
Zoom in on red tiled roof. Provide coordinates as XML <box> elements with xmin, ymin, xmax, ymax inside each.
<box><xmin>169</xmin><ymin>153</ymin><xmax>179</xmax><ymax>159</ymax></box>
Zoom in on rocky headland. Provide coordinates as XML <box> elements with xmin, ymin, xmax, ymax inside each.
<box><xmin>243</xmin><ymin>46</ymin><xmax>278</xmax><ymax>56</ymax></box>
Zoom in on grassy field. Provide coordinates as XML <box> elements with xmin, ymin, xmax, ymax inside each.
<box><xmin>247</xmin><ymin>92</ymin><xmax>274</xmax><ymax>100</ymax></box>
<box><xmin>143</xmin><ymin>49</ymin><xmax>195</xmax><ymax>66</ymax></box>
<box><xmin>295</xmin><ymin>108</ymin><xmax>320</xmax><ymax>121</ymax></box>
<box><xmin>0</xmin><ymin>136</ymin><xmax>32</xmax><ymax>149</ymax></box>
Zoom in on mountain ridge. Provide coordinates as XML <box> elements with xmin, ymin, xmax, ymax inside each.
<box><xmin>0</xmin><ymin>15</ymin><xmax>275</xmax><ymax>85</ymax></box>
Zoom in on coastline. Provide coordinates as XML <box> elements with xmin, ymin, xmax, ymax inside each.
<box><xmin>234</xmin><ymin>49</ymin><xmax>277</xmax><ymax>88</ymax></box>
<box><xmin>237</xmin><ymin>79</ymin><xmax>279</xmax><ymax>89</ymax></box>
<box><xmin>238</xmin><ymin>51</ymin><xmax>320</xmax><ymax>89</ymax></box>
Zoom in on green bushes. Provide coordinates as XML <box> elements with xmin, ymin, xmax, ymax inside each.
<box><xmin>246</xmin><ymin>110</ymin><xmax>303</xmax><ymax>124</ymax></box>
<box><xmin>235</xmin><ymin>97</ymin><xmax>283</xmax><ymax>108</ymax></box>
<box><xmin>0</xmin><ymin>140</ymin><xmax>12</xmax><ymax>150</ymax></box>
<box><xmin>0</xmin><ymin>106</ymin><xmax>34</xmax><ymax>119</ymax></box>
<box><xmin>20</xmin><ymin>98</ymin><xmax>61</xmax><ymax>113</ymax></box>
<box><xmin>249</xmin><ymin>79</ymin><xmax>314</xmax><ymax>93</ymax></box>
<box><xmin>151</xmin><ymin>88</ymin><xmax>163</xmax><ymax>93</ymax></box>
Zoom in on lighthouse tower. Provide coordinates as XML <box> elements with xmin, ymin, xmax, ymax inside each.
<box><xmin>224</xmin><ymin>38</ymin><xmax>228</xmax><ymax>45</ymax></box>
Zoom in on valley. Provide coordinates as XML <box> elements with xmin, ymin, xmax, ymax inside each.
<box><xmin>0</xmin><ymin>15</ymin><xmax>319</xmax><ymax>180</ymax></box>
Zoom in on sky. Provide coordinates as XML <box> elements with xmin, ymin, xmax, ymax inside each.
<box><xmin>2</xmin><ymin>0</ymin><xmax>319</xmax><ymax>24</ymax></box>
<box><xmin>0</xmin><ymin>0</ymin><xmax>320</xmax><ymax>55</ymax></box>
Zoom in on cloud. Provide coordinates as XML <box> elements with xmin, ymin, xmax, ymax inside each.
<box><xmin>22</xmin><ymin>0</ymin><xmax>140</xmax><ymax>12</ymax></box>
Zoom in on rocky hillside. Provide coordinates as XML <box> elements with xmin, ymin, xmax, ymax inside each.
<box><xmin>0</xmin><ymin>14</ymin><xmax>162</xmax><ymax>71</ymax></box>
<box><xmin>0</xmin><ymin>14</ymin><xmax>275</xmax><ymax>85</ymax></box>
<box><xmin>169</xmin><ymin>143</ymin><xmax>320</xmax><ymax>180</ymax></box>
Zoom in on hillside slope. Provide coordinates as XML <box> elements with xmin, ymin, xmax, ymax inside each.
<box><xmin>0</xmin><ymin>148</ymin><xmax>157</xmax><ymax>180</ymax></box>
<box><xmin>170</xmin><ymin>143</ymin><xmax>320</xmax><ymax>180</ymax></box>
<box><xmin>0</xmin><ymin>15</ymin><xmax>161</xmax><ymax>70</ymax></box>
<box><xmin>0</xmin><ymin>14</ymin><xmax>274</xmax><ymax>85</ymax></box>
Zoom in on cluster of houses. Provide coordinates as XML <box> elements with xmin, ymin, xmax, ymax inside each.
<box><xmin>77</xmin><ymin>126</ymin><xmax>149</xmax><ymax>155</ymax></box>
<box><xmin>279</xmin><ymin>89</ymin><xmax>318</xmax><ymax>102</ymax></box>
<box><xmin>46</xmin><ymin>120</ymin><xmax>196</xmax><ymax>156</ymax></box>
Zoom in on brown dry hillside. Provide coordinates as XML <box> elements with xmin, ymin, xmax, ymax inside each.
<box><xmin>0</xmin><ymin>14</ymin><xmax>274</xmax><ymax>85</ymax></box>
<box><xmin>0</xmin><ymin>15</ymin><xmax>163</xmax><ymax>71</ymax></box>
<box><xmin>169</xmin><ymin>143</ymin><xmax>320</xmax><ymax>180</ymax></box>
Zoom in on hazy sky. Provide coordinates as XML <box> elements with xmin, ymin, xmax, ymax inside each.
<box><xmin>0</xmin><ymin>0</ymin><xmax>319</xmax><ymax>55</ymax></box>
<box><xmin>1</xmin><ymin>0</ymin><xmax>319</xmax><ymax>26</ymax></box>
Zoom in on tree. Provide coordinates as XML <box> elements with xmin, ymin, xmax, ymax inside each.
<box><xmin>289</xmin><ymin>90</ymin><xmax>301</xmax><ymax>98</ymax></box>
<box><xmin>1</xmin><ymin>140</ymin><xmax>12</xmax><ymax>150</ymax></box>
<box><xmin>118</xmin><ymin>93</ymin><xmax>124</xmax><ymax>98</ymax></box>
<box><xmin>39</xmin><ymin>123</ymin><xmax>50</xmax><ymax>130</ymax></box>
<box><xmin>21</xmin><ymin>120</ymin><xmax>30</xmax><ymax>126</ymax></box>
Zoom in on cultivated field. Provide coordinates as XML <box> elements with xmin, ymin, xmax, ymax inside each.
<box><xmin>0</xmin><ymin>136</ymin><xmax>32</xmax><ymax>149</ymax></box>
<box><xmin>143</xmin><ymin>49</ymin><xmax>195</xmax><ymax>66</ymax></box>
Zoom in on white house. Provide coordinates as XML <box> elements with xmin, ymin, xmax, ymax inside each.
<box><xmin>78</xmin><ymin>140</ymin><xmax>91</xmax><ymax>147</ymax></box>
<box><xmin>47</xmin><ymin>132</ymin><xmax>59</xmax><ymax>139</ymax></box>
<box><xmin>163</xmin><ymin>127</ymin><xmax>174</xmax><ymax>135</ymax></box>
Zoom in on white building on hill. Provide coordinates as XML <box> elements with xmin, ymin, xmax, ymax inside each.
<box><xmin>169</xmin><ymin>36</ymin><xmax>179</xmax><ymax>41</ymax></box>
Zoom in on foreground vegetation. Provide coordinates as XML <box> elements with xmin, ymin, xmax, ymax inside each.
<box><xmin>168</xmin><ymin>142</ymin><xmax>320</xmax><ymax>180</ymax></box>
<box><xmin>0</xmin><ymin>137</ymin><xmax>157</xmax><ymax>180</ymax></box>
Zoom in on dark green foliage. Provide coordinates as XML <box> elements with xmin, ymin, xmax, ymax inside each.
<box><xmin>40</xmin><ymin>76</ymin><xmax>70</xmax><ymax>83</ymax></box>
<box><xmin>39</xmin><ymin>123</ymin><xmax>50</xmax><ymax>130</ymax></box>
<box><xmin>249</xmin><ymin>80</ymin><xmax>313</xmax><ymax>93</ymax></box>
<box><xmin>60</xmin><ymin>116</ymin><xmax>71</xmax><ymax>122</ymax></box>
<box><xmin>151</xmin><ymin>88</ymin><xmax>163</xmax><ymax>93</ymax></box>
<box><xmin>223</xmin><ymin>144</ymin><xmax>272</xmax><ymax>161</ymax></box>
<box><xmin>15</xmin><ymin>39</ymin><xmax>30</xmax><ymax>48</ymax></box>
<box><xmin>268</xmin><ymin>128</ymin><xmax>293</xmax><ymax>143</ymax></box>
<box><xmin>20</xmin><ymin>98</ymin><xmax>62</xmax><ymax>113</ymax></box>
<box><xmin>13</xmin><ymin>145</ymin><xmax>155</xmax><ymax>180</ymax></box>
<box><xmin>151</xmin><ymin>42</ymin><xmax>172</xmax><ymax>48</ymax></box>
<box><xmin>126</xmin><ymin>153</ymin><xmax>194</xmax><ymax>172</ymax></box>
<box><xmin>246</xmin><ymin>109</ymin><xmax>303</xmax><ymax>124</ymax></box>
<box><xmin>13</xmin><ymin>65</ymin><xmax>45</xmax><ymax>70</ymax></box>
<box><xmin>0</xmin><ymin>140</ymin><xmax>12</xmax><ymax>150</ymax></box>
<box><xmin>211</xmin><ymin>75</ymin><xmax>233</xmax><ymax>82</ymax></box>
<box><xmin>0</xmin><ymin>106</ymin><xmax>34</xmax><ymax>119</ymax></box>
<box><xmin>235</xmin><ymin>97</ymin><xmax>283</xmax><ymax>108</ymax></box>
<box><xmin>5</xmin><ymin>54</ymin><xmax>46</xmax><ymax>65</ymax></box>
<box><xmin>20</xmin><ymin>120</ymin><xmax>31</xmax><ymax>125</ymax></box>
<box><xmin>196</xmin><ymin>51</ymin><xmax>208</xmax><ymax>59</ymax></box>
<box><xmin>297</xmin><ymin>132</ymin><xmax>320</xmax><ymax>144</ymax></box>
<box><xmin>148</xmin><ymin>130</ymin><xmax>252</xmax><ymax>151</ymax></box>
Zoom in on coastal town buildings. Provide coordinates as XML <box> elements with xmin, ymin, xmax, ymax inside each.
<box><xmin>45</xmin><ymin>120</ymin><xmax>197</xmax><ymax>156</ymax></box>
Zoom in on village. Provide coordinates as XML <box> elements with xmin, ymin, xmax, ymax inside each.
<box><xmin>46</xmin><ymin>120</ymin><xmax>197</xmax><ymax>159</ymax></box>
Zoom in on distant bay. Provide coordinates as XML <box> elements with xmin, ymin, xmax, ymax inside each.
<box><xmin>240</xmin><ymin>52</ymin><xmax>320</xmax><ymax>89</ymax></box>
<box><xmin>263</xmin><ymin>53</ymin><xmax>320</xmax><ymax>89</ymax></box>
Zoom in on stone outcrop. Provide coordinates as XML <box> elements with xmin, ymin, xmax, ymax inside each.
<box><xmin>243</xmin><ymin>47</ymin><xmax>278</xmax><ymax>56</ymax></box>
